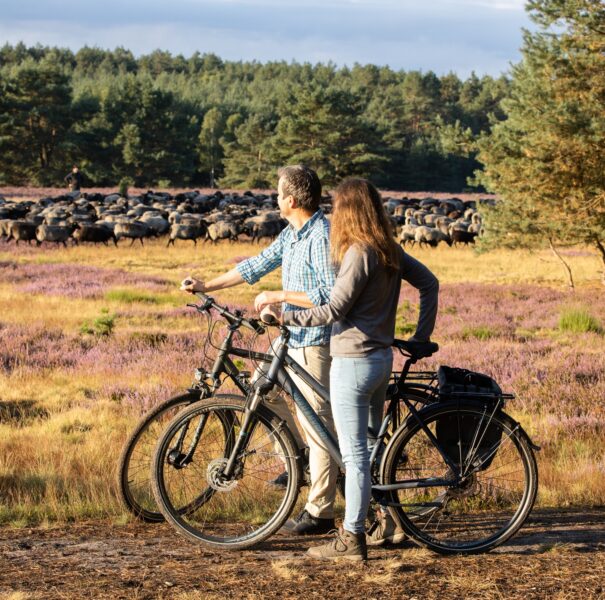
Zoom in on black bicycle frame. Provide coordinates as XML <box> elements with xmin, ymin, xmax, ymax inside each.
<box><xmin>221</xmin><ymin>337</ymin><xmax>461</xmax><ymax>493</ymax></box>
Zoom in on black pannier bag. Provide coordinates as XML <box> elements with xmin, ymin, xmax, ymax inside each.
<box><xmin>436</xmin><ymin>366</ymin><xmax>504</xmax><ymax>472</ymax></box>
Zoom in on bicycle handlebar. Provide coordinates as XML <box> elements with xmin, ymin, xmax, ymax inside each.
<box><xmin>188</xmin><ymin>292</ymin><xmax>437</xmax><ymax>357</ymax></box>
<box><xmin>190</xmin><ymin>292</ymin><xmax>266</xmax><ymax>335</ymax></box>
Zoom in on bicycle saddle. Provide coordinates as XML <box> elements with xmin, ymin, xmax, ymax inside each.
<box><xmin>392</xmin><ymin>339</ymin><xmax>439</xmax><ymax>359</ymax></box>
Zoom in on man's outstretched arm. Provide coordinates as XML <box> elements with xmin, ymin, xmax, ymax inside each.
<box><xmin>181</xmin><ymin>267</ymin><xmax>244</xmax><ymax>294</ymax></box>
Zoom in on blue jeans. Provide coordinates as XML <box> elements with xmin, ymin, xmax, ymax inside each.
<box><xmin>330</xmin><ymin>348</ymin><xmax>393</xmax><ymax>534</ymax></box>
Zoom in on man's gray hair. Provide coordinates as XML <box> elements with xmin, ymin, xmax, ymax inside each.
<box><xmin>278</xmin><ymin>165</ymin><xmax>322</xmax><ymax>213</ymax></box>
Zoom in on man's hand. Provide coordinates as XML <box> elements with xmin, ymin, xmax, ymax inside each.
<box><xmin>254</xmin><ymin>290</ymin><xmax>284</xmax><ymax>312</ymax></box>
<box><xmin>180</xmin><ymin>276</ymin><xmax>205</xmax><ymax>294</ymax></box>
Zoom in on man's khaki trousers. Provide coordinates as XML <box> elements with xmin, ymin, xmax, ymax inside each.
<box><xmin>262</xmin><ymin>344</ymin><xmax>339</xmax><ymax>519</ymax></box>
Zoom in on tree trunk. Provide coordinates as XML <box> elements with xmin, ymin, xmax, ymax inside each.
<box><xmin>595</xmin><ymin>238</ymin><xmax>605</xmax><ymax>287</ymax></box>
<box><xmin>548</xmin><ymin>238</ymin><xmax>575</xmax><ymax>291</ymax></box>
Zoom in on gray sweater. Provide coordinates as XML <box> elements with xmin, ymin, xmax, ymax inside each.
<box><xmin>282</xmin><ymin>245</ymin><xmax>439</xmax><ymax>357</ymax></box>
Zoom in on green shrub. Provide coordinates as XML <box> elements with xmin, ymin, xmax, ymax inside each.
<box><xmin>118</xmin><ymin>176</ymin><xmax>134</xmax><ymax>198</ymax></box>
<box><xmin>395</xmin><ymin>318</ymin><xmax>416</xmax><ymax>336</ymax></box>
<box><xmin>460</xmin><ymin>326</ymin><xmax>498</xmax><ymax>341</ymax></box>
<box><xmin>558</xmin><ymin>308</ymin><xmax>602</xmax><ymax>334</ymax></box>
<box><xmin>104</xmin><ymin>289</ymin><xmax>164</xmax><ymax>304</ymax></box>
<box><xmin>80</xmin><ymin>311</ymin><xmax>115</xmax><ymax>337</ymax></box>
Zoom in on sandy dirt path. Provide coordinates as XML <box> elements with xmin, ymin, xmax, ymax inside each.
<box><xmin>1</xmin><ymin>509</ymin><xmax>604</xmax><ymax>599</ymax></box>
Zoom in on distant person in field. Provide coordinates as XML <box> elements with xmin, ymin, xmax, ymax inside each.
<box><xmin>181</xmin><ymin>164</ymin><xmax>341</xmax><ymax>536</ymax></box>
<box><xmin>64</xmin><ymin>165</ymin><xmax>84</xmax><ymax>192</ymax></box>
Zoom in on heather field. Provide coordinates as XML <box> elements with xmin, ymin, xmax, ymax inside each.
<box><xmin>0</xmin><ymin>237</ymin><xmax>603</xmax><ymax>526</ymax></box>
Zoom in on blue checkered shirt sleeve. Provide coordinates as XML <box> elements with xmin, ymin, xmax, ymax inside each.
<box><xmin>236</xmin><ymin>231</ymin><xmax>285</xmax><ymax>284</ymax></box>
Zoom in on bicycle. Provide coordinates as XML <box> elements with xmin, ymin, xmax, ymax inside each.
<box><xmin>118</xmin><ymin>293</ymin><xmax>388</xmax><ymax>522</ymax></box>
<box><xmin>117</xmin><ymin>294</ymin><xmax>264</xmax><ymax>522</ymax></box>
<box><xmin>151</xmin><ymin>293</ymin><xmax>539</xmax><ymax>554</ymax></box>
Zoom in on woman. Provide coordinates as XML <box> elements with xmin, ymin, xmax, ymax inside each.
<box><xmin>259</xmin><ymin>178</ymin><xmax>439</xmax><ymax>562</ymax></box>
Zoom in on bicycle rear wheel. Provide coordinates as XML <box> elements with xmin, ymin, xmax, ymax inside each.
<box><xmin>152</xmin><ymin>395</ymin><xmax>301</xmax><ymax>550</ymax></box>
<box><xmin>380</xmin><ymin>401</ymin><xmax>538</xmax><ymax>554</ymax></box>
<box><xmin>118</xmin><ymin>392</ymin><xmax>235</xmax><ymax>522</ymax></box>
<box><xmin>118</xmin><ymin>392</ymin><xmax>201</xmax><ymax>522</ymax></box>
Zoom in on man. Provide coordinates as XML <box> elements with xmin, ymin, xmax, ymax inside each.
<box><xmin>64</xmin><ymin>165</ymin><xmax>84</xmax><ymax>192</ymax></box>
<box><xmin>181</xmin><ymin>165</ymin><xmax>339</xmax><ymax>535</ymax></box>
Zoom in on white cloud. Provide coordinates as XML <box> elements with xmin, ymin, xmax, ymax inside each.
<box><xmin>0</xmin><ymin>0</ymin><xmax>531</xmax><ymax>76</ymax></box>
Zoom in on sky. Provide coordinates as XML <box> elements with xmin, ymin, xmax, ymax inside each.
<box><xmin>0</xmin><ymin>0</ymin><xmax>532</xmax><ymax>77</ymax></box>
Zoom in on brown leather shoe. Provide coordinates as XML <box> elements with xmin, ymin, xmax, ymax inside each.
<box><xmin>306</xmin><ymin>528</ymin><xmax>367</xmax><ymax>562</ymax></box>
<box><xmin>366</xmin><ymin>512</ymin><xmax>406</xmax><ymax>546</ymax></box>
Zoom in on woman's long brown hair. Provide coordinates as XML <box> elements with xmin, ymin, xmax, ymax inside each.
<box><xmin>330</xmin><ymin>178</ymin><xmax>400</xmax><ymax>271</ymax></box>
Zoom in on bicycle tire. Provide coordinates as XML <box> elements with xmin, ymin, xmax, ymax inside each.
<box><xmin>152</xmin><ymin>394</ymin><xmax>301</xmax><ymax>550</ymax></box>
<box><xmin>380</xmin><ymin>401</ymin><xmax>538</xmax><ymax>554</ymax></box>
<box><xmin>118</xmin><ymin>391</ymin><xmax>235</xmax><ymax>523</ymax></box>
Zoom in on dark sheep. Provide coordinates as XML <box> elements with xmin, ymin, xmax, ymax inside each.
<box><xmin>8</xmin><ymin>221</ymin><xmax>38</xmax><ymax>245</ymax></box>
<box><xmin>72</xmin><ymin>223</ymin><xmax>117</xmax><ymax>246</ymax></box>
<box><xmin>451</xmin><ymin>229</ymin><xmax>478</xmax><ymax>246</ymax></box>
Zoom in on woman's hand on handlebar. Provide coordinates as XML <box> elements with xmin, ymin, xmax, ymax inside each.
<box><xmin>260</xmin><ymin>305</ymin><xmax>281</xmax><ymax>325</ymax></box>
<box><xmin>180</xmin><ymin>275</ymin><xmax>205</xmax><ymax>294</ymax></box>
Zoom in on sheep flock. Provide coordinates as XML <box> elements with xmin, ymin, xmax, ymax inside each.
<box><xmin>0</xmin><ymin>189</ymin><xmax>493</xmax><ymax>249</ymax></box>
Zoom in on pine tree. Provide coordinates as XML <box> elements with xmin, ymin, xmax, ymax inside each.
<box><xmin>114</xmin><ymin>78</ymin><xmax>197</xmax><ymax>186</ymax></box>
<box><xmin>271</xmin><ymin>83</ymin><xmax>384</xmax><ymax>187</ymax></box>
<box><xmin>0</xmin><ymin>57</ymin><xmax>73</xmax><ymax>184</ymax></box>
<box><xmin>219</xmin><ymin>115</ymin><xmax>277</xmax><ymax>188</ymax></box>
<box><xmin>475</xmin><ymin>0</ymin><xmax>605</xmax><ymax>286</ymax></box>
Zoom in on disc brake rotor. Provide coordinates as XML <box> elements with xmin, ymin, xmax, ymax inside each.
<box><xmin>207</xmin><ymin>458</ymin><xmax>239</xmax><ymax>492</ymax></box>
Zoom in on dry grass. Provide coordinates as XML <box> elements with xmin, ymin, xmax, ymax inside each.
<box><xmin>0</xmin><ymin>239</ymin><xmax>603</xmax><ymax>525</ymax></box>
<box><xmin>363</xmin><ymin>557</ymin><xmax>405</xmax><ymax>584</ymax></box>
<box><xmin>1</xmin><ymin>237</ymin><xmax>602</xmax><ymax>290</ymax></box>
<box><xmin>271</xmin><ymin>560</ymin><xmax>309</xmax><ymax>583</ymax></box>
<box><xmin>444</xmin><ymin>572</ymin><xmax>504</xmax><ymax>599</ymax></box>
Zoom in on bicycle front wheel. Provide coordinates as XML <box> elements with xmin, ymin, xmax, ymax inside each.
<box><xmin>152</xmin><ymin>395</ymin><xmax>301</xmax><ymax>550</ymax></box>
<box><xmin>380</xmin><ymin>401</ymin><xmax>538</xmax><ymax>554</ymax></box>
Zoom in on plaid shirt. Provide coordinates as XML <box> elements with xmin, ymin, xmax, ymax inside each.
<box><xmin>236</xmin><ymin>210</ymin><xmax>335</xmax><ymax>348</ymax></box>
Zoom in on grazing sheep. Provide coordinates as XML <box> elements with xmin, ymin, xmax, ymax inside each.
<box><xmin>468</xmin><ymin>212</ymin><xmax>483</xmax><ymax>235</ymax></box>
<box><xmin>167</xmin><ymin>222</ymin><xmax>206</xmax><ymax>246</ymax></box>
<box><xmin>393</xmin><ymin>204</ymin><xmax>408</xmax><ymax>218</ymax></box>
<box><xmin>397</xmin><ymin>223</ymin><xmax>418</xmax><ymax>247</ymax></box>
<box><xmin>414</xmin><ymin>225</ymin><xmax>452</xmax><ymax>248</ymax></box>
<box><xmin>8</xmin><ymin>221</ymin><xmax>38</xmax><ymax>245</ymax></box>
<box><xmin>464</xmin><ymin>207</ymin><xmax>476</xmax><ymax>221</ymax></box>
<box><xmin>449</xmin><ymin>218</ymin><xmax>471</xmax><ymax>233</ymax></box>
<box><xmin>413</xmin><ymin>210</ymin><xmax>428</xmax><ymax>225</ymax></box>
<box><xmin>73</xmin><ymin>223</ymin><xmax>117</xmax><ymax>246</ymax></box>
<box><xmin>434</xmin><ymin>216</ymin><xmax>454</xmax><ymax>236</ymax></box>
<box><xmin>423</xmin><ymin>213</ymin><xmax>442</xmax><ymax>227</ymax></box>
<box><xmin>114</xmin><ymin>221</ymin><xmax>150</xmax><ymax>246</ymax></box>
<box><xmin>35</xmin><ymin>224</ymin><xmax>73</xmax><ymax>247</ymax></box>
<box><xmin>206</xmin><ymin>221</ymin><xmax>240</xmax><ymax>243</ymax></box>
<box><xmin>250</xmin><ymin>218</ymin><xmax>285</xmax><ymax>243</ymax></box>
<box><xmin>139</xmin><ymin>213</ymin><xmax>170</xmax><ymax>235</ymax></box>
<box><xmin>450</xmin><ymin>229</ymin><xmax>478</xmax><ymax>246</ymax></box>
<box><xmin>0</xmin><ymin>219</ymin><xmax>14</xmax><ymax>239</ymax></box>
